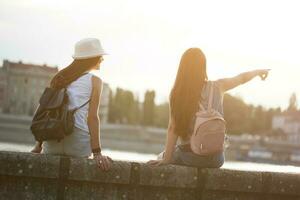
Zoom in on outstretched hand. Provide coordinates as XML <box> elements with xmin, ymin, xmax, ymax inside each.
<box><xmin>257</xmin><ymin>69</ymin><xmax>271</xmax><ymax>81</ymax></box>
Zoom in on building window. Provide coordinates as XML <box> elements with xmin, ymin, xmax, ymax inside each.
<box><xmin>24</xmin><ymin>78</ymin><xmax>28</xmax><ymax>84</ymax></box>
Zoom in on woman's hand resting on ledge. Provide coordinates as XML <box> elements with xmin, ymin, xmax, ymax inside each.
<box><xmin>147</xmin><ymin>159</ymin><xmax>171</xmax><ymax>166</ymax></box>
<box><xmin>30</xmin><ymin>142</ymin><xmax>42</xmax><ymax>153</ymax></box>
<box><xmin>93</xmin><ymin>153</ymin><xmax>113</xmax><ymax>171</ymax></box>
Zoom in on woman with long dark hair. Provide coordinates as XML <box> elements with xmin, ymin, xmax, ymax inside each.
<box><xmin>148</xmin><ymin>48</ymin><xmax>269</xmax><ymax>167</ymax></box>
<box><xmin>31</xmin><ymin>38</ymin><xmax>112</xmax><ymax>170</ymax></box>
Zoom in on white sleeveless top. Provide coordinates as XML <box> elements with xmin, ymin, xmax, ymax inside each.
<box><xmin>66</xmin><ymin>72</ymin><xmax>94</xmax><ymax>132</ymax></box>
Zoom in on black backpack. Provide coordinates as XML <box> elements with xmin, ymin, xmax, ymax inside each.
<box><xmin>30</xmin><ymin>76</ymin><xmax>90</xmax><ymax>142</ymax></box>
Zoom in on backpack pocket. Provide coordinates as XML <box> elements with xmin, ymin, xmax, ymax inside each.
<box><xmin>191</xmin><ymin>119</ymin><xmax>226</xmax><ymax>155</ymax></box>
<box><xmin>31</xmin><ymin>118</ymin><xmax>65</xmax><ymax>142</ymax></box>
<box><xmin>63</xmin><ymin>108</ymin><xmax>75</xmax><ymax>135</ymax></box>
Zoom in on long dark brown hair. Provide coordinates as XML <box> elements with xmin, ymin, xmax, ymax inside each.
<box><xmin>170</xmin><ymin>48</ymin><xmax>208</xmax><ymax>138</ymax></box>
<box><xmin>50</xmin><ymin>57</ymin><xmax>101</xmax><ymax>89</ymax></box>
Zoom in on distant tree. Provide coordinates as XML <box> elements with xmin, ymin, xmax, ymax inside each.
<box><xmin>287</xmin><ymin>93</ymin><xmax>298</xmax><ymax>111</ymax></box>
<box><xmin>223</xmin><ymin>94</ymin><xmax>284</xmax><ymax>135</ymax></box>
<box><xmin>154</xmin><ymin>103</ymin><xmax>169</xmax><ymax>128</ymax></box>
<box><xmin>107</xmin><ymin>88</ymin><xmax>141</xmax><ymax>124</ymax></box>
<box><xmin>223</xmin><ymin>94</ymin><xmax>251</xmax><ymax>134</ymax></box>
<box><xmin>143</xmin><ymin>90</ymin><xmax>155</xmax><ymax>126</ymax></box>
<box><xmin>132</xmin><ymin>95</ymin><xmax>141</xmax><ymax>124</ymax></box>
<box><xmin>122</xmin><ymin>90</ymin><xmax>135</xmax><ymax>124</ymax></box>
<box><xmin>114</xmin><ymin>88</ymin><xmax>124</xmax><ymax>123</ymax></box>
<box><xmin>107</xmin><ymin>87</ymin><xmax>285</xmax><ymax>133</ymax></box>
<box><xmin>108</xmin><ymin>89</ymin><xmax>116</xmax><ymax>123</ymax></box>
<box><xmin>252</xmin><ymin>105</ymin><xmax>266</xmax><ymax>132</ymax></box>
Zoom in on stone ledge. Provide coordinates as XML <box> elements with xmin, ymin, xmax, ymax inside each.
<box><xmin>204</xmin><ymin>168</ymin><xmax>263</xmax><ymax>192</ymax></box>
<box><xmin>266</xmin><ymin>172</ymin><xmax>300</xmax><ymax>195</ymax></box>
<box><xmin>0</xmin><ymin>151</ymin><xmax>60</xmax><ymax>179</ymax></box>
<box><xmin>139</xmin><ymin>163</ymin><xmax>198</xmax><ymax>188</ymax></box>
<box><xmin>1</xmin><ymin>151</ymin><xmax>300</xmax><ymax>200</ymax></box>
<box><xmin>68</xmin><ymin>158</ymin><xmax>131</xmax><ymax>184</ymax></box>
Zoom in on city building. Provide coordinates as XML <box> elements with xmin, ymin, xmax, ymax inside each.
<box><xmin>0</xmin><ymin>60</ymin><xmax>58</xmax><ymax>115</ymax></box>
<box><xmin>0</xmin><ymin>60</ymin><xmax>110</xmax><ymax>123</ymax></box>
<box><xmin>272</xmin><ymin>111</ymin><xmax>300</xmax><ymax>142</ymax></box>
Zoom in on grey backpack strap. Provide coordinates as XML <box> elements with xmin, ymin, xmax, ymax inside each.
<box><xmin>199</xmin><ymin>82</ymin><xmax>213</xmax><ymax>111</ymax></box>
<box><xmin>69</xmin><ymin>99</ymin><xmax>90</xmax><ymax>114</ymax></box>
<box><xmin>199</xmin><ymin>102</ymin><xmax>205</xmax><ymax>111</ymax></box>
<box><xmin>207</xmin><ymin>82</ymin><xmax>214</xmax><ymax>111</ymax></box>
<box><xmin>72</xmin><ymin>99</ymin><xmax>90</xmax><ymax>113</ymax></box>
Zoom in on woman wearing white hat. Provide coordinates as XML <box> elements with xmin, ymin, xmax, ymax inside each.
<box><xmin>31</xmin><ymin>38</ymin><xmax>112</xmax><ymax>171</ymax></box>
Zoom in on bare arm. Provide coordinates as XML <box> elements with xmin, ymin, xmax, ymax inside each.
<box><xmin>217</xmin><ymin>69</ymin><xmax>270</xmax><ymax>92</ymax></box>
<box><xmin>88</xmin><ymin>76</ymin><xmax>102</xmax><ymax>151</ymax></box>
<box><xmin>148</xmin><ymin>115</ymin><xmax>178</xmax><ymax>165</ymax></box>
<box><xmin>88</xmin><ymin>76</ymin><xmax>111</xmax><ymax>170</ymax></box>
<box><xmin>162</xmin><ymin>118</ymin><xmax>178</xmax><ymax>162</ymax></box>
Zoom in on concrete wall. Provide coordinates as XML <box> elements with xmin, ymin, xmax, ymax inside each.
<box><xmin>1</xmin><ymin>151</ymin><xmax>300</xmax><ymax>200</ymax></box>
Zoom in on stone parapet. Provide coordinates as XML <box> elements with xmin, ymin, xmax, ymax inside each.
<box><xmin>0</xmin><ymin>151</ymin><xmax>300</xmax><ymax>200</ymax></box>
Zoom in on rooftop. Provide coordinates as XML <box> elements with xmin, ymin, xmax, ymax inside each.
<box><xmin>2</xmin><ymin>59</ymin><xmax>58</xmax><ymax>73</ymax></box>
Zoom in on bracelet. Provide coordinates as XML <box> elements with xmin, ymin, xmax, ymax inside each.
<box><xmin>92</xmin><ymin>147</ymin><xmax>101</xmax><ymax>154</ymax></box>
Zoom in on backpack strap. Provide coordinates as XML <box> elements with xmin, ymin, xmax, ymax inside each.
<box><xmin>207</xmin><ymin>82</ymin><xmax>214</xmax><ymax>111</ymax></box>
<box><xmin>66</xmin><ymin>72</ymin><xmax>91</xmax><ymax>113</ymax></box>
<box><xmin>198</xmin><ymin>102</ymin><xmax>205</xmax><ymax>111</ymax></box>
<box><xmin>198</xmin><ymin>82</ymin><xmax>214</xmax><ymax>111</ymax></box>
<box><xmin>72</xmin><ymin>99</ymin><xmax>91</xmax><ymax>112</ymax></box>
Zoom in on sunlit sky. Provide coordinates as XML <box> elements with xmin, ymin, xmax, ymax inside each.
<box><xmin>1</xmin><ymin>0</ymin><xmax>299</xmax><ymax>109</ymax></box>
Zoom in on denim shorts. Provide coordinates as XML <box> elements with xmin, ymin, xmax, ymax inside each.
<box><xmin>42</xmin><ymin>127</ymin><xmax>91</xmax><ymax>158</ymax></box>
<box><xmin>159</xmin><ymin>145</ymin><xmax>225</xmax><ymax>168</ymax></box>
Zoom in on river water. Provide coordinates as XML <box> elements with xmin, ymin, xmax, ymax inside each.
<box><xmin>1</xmin><ymin>142</ymin><xmax>300</xmax><ymax>173</ymax></box>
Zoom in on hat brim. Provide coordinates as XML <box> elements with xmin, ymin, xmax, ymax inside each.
<box><xmin>72</xmin><ymin>52</ymin><xmax>108</xmax><ymax>60</ymax></box>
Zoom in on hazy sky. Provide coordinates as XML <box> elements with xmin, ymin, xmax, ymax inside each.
<box><xmin>1</xmin><ymin>0</ymin><xmax>299</xmax><ymax>109</ymax></box>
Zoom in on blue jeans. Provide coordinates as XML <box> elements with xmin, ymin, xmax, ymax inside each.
<box><xmin>42</xmin><ymin>127</ymin><xmax>91</xmax><ymax>158</ymax></box>
<box><xmin>170</xmin><ymin>145</ymin><xmax>225</xmax><ymax>168</ymax></box>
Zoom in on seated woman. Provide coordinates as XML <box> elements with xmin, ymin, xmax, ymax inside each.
<box><xmin>148</xmin><ymin>48</ymin><xmax>269</xmax><ymax>168</ymax></box>
<box><xmin>31</xmin><ymin>38</ymin><xmax>112</xmax><ymax>171</ymax></box>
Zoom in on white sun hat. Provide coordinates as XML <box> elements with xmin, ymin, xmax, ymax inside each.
<box><xmin>72</xmin><ymin>38</ymin><xmax>107</xmax><ymax>60</ymax></box>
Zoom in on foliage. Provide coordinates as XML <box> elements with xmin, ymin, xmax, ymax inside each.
<box><xmin>143</xmin><ymin>90</ymin><xmax>155</xmax><ymax>126</ymax></box>
<box><xmin>223</xmin><ymin>94</ymin><xmax>281</xmax><ymax>135</ymax></box>
<box><xmin>154</xmin><ymin>102</ymin><xmax>169</xmax><ymax>128</ymax></box>
<box><xmin>108</xmin><ymin>88</ymin><xmax>140</xmax><ymax>124</ymax></box>
<box><xmin>107</xmin><ymin>88</ymin><xmax>295</xmax><ymax>135</ymax></box>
